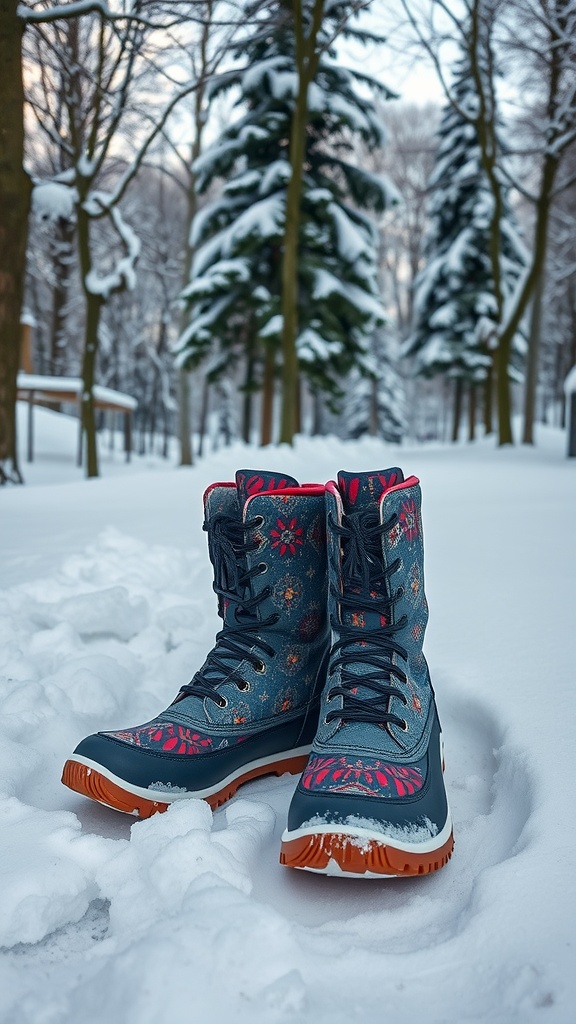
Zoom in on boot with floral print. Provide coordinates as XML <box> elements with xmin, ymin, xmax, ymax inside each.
<box><xmin>62</xmin><ymin>470</ymin><xmax>329</xmax><ymax>817</ymax></box>
<box><xmin>280</xmin><ymin>468</ymin><xmax>454</xmax><ymax>877</ymax></box>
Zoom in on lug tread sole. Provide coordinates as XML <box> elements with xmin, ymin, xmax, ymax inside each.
<box><xmin>62</xmin><ymin>753</ymin><xmax>309</xmax><ymax>818</ymax></box>
<box><xmin>280</xmin><ymin>830</ymin><xmax>454</xmax><ymax>877</ymax></box>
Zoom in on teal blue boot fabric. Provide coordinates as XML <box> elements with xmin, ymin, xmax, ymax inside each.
<box><xmin>63</xmin><ymin>470</ymin><xmax>329</xmax><ymax>815</ymax></box>
<box><xmin>281</xmin><ymin>468</ymin><xmax>453</xmax><ymax>877</ymax></box>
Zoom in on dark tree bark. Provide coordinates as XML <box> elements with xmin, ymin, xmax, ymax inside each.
<box><xmin>261</xmin><ymin>343</ymin><xmax>275</xmax><ymax>446</ymax></box>
<box><xmin>0</xmin><ymin>0</ymin><xmax>31</xmax><ymax>484</ymax></box>
<box><xmin>49</xmin><ymin>216</ymin><xmax>75</xmax><ymax>376</ymax></box>
<box><xmin>242</xmin><ymin>329</ymin><xmax>257</xmax><ymax>444</ymax></box>
<box><xmin>452</xmin><ymin>377</ymin><xmax>463</xmax><ymax>443</ymax></box>
<box><xmin>279</xmin><ymin>0</ymin><xmax>324</xmax><ymax>445</ymax></box>
<box><xmin>522</xmin><ymin>270</ymin><xmax>546</xmax><ymax>444</ymax></box>
<box><xmin>312</xmin><ymin>387</ymin><xmax>323</xmax><ymax>435</ymax></box>
<box><xmin>484</xmin><ymin>362</ymin><xmax>494</xmax><ymax>435</ymax></box>
<box><xmin>468</xmin><ymin>382</ymin><xmax>476</xmax><ymax>442</ymax></box>
<box><xmin>197</xmin><ymin>374</ymin><xmax>210</xmax><ymax>458</ymax></box>
<box><xmin>77</xmin><ymin>203</ymin><xmax>103</xmax><ymax>478</ymax></box>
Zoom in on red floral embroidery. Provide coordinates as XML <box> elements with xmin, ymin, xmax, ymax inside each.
<box><xmin>270</xmin><ymin>516</ymin><xmax>304</xmax><ymax>556</ymax></box>
<box><xmin>110</xmin><ymin>721</ymin><xmax>247</xmax><ymax>755</ymax></box>
<box><xmin>339</xmin><ymin>472</ymin><xmax>398</xmax><ymax>505</ymax></box>
<box><xmin>240</xmin><ymin>473</ymin><xmax>295</xmax><ymax>497</ymax></box>
<box><xmin>301</xmin><ymin>755</ymin><xmax>423</xmax><ymax>797</ymax></box>
<box><xmin>112</xmin><ymin>721</ymin><xmax>214</xmax><ymax>756</ymax></box>
<box><xmin>399</xmin><ymin>499</ymin><xmax>419</xmax><ymax>541</ymax></box>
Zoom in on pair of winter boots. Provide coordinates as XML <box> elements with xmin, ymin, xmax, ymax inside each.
<box><xmin>63</xmin><ymin>466</ymin><xmax>453</xmax><ymax>878</ymax></box>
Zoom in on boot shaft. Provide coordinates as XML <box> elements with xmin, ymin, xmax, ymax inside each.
<box><xmin>175</xmin><ymin>471</ymin><xmax>330</xmax><ymax>730</ymax></box>
<box><xmin>321</xmin><ymin>470</ymin><xmax>432</xmax><ymax>752</ymax></box>
<box><xmin>204</xmin><ymin>474</ymin><xmax>328</xmax><ymax>643</ymax></box>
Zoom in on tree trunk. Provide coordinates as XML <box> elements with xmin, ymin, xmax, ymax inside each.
<box><xmin>178</xmin><ymin>45</ymin><xmax>210</xmax><ymax>466</ymax></box>
<box><xmin>369</xmin><ymin>377</ymin><xmax>378</xmax><ymax>436</ymax></box>
<box><xmin>495</xmin><ymin>341</ymin><xmax>514</xmax><ymax>445</ymax></box>
<box><xmin>261</xmin><ymin>342</ymin><xmax>275</xmax><ymax>446</ymax></box>
<box><xmin>0</xmin><ymin>1</ymin><xmax>31</xmax><ymax>484</ymax></box>
<box><xmin>279</xmin><ymin>80</ymin><xmax>307</xmax><ymax>445</ymax></box>
<box><xmin>197</xmin><ymin>374</ymin><xmax>209</xmax><ymax>458</ymax></box>
<box><xmin>312</xmin><ymin>388</ymin><xmax>322</xmax><ymax>435</ymax></box>
<box><xmin>77</xmin><ymin>205</ymin><xmax>102</xmax><ymax>478</ymax></box>
<box><xmin>80</xmin><ymin>290</ymin><xmax>103</xmax><ymax>478</ymax></box>
<box><xmin>484</xmin><ymin>363</ymin><xmax>493</xmax><ymax>434</ymax></box>
<box><xmin>178</xmin><ymin>369</ymin><xmax>193</xmax><ymax>465</ymax></box>
<box><xmin>50</xmin><ymin>216</ymin><xmax>75</xmax><ymax>376</ymax></box>
<box><xmin>522</xmin><ymin>268</ymin><xmax>546</xmax><ymax>445</ymax></box>
<box><xmin>242</xmin><ymin>329</ymin><xmax>256</xmax><ymax>443</ymax></box>
<box><xmin>279</xmin><ymin>0</ymin><xmax>324</xmax><ymax>445</ymax></box>
<box><xmin>295</xmin><ymin>371</ymin><xmax>302</xmax><ymax>435</ymax></box>
<box><xmin>468</xmin><ymin>383</ymin><xmax>476</xmax><ymax>442</ymax></box>
<box><xmin>452</xmin><ymin>377</ymin><xmax>463</xmax><ymax>443</ymax></box>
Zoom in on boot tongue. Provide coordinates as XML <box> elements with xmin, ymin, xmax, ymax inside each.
<box><xmin>235</xmin><ymin>468</ymin><xmax>299</xmax><ymax>510</ymax></box>
<box><xmin>337</xmin><ymin>468</ymin><xmax>404</xmax><ymax>513</ymax></box>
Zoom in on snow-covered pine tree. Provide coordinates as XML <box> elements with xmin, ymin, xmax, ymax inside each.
<box><xmin>175</xmin><ymin>0</ymin><xmax>399</xmax><ymax>437</ymax></box>
<box><xmin>404</xmin><ymin>50</ymin><xmax>526</xmax><ymax>437</ymax></box>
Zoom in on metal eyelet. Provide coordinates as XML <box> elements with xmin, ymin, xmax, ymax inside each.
<box><xmin>217</xmin><ymin>695</ymin><xmax>228</xmax><ymax>709</ymax></box>
<box><xmin>237</xmin><ymin>680</ymin><xmax>251</xmax><ymax>692</ymax></box>
<box><xmin>258</xmin><ymin>562</ymin><xmax>268</xmax><ymax>575</ymax></box>
<box><xmin>253</xmin><ymin>515</ymin><xmax>264</xmax><ymax>528</ymax></box>
<box><xmin>400</xmin><ymin>719</ymin><xmax>409</xmax><ymax>732</ymax></box>
<box><xmin>254</xmin><ymin>660</ymin><xmax>266</xmax><ymax>674</ymax></box>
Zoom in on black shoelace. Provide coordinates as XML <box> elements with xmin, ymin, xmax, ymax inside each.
<box><xmin>326</xmin><ymin>509</ymin><xmax>408</xmax><ymax>729</ymax></box>
<box><xmin>177</xmin><ymin>513</ymin><xmax>278</xmax><ymax>708</ymax></box>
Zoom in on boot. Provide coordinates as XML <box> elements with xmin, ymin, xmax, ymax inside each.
<box><xmin>62</xmin><ymin>470</ymin><xmax>329</xmax><ymax>817</ymax></box>
<box><xmin>280</xmin><ymin>468</ymin><xmax>454</xmax><ymax>877</ymax></box>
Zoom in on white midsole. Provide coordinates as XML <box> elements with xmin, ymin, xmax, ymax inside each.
<box><xmin>281</xmin><ymin>808</ymin><xmax>453</xmax><ymax>855</ymax></box>
<box><xmin>68</xmin><ymin>745</ymin><xmax>312</xmax><ymax>804</ymax></box>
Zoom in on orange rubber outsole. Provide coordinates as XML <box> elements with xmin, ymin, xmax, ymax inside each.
<box><xmin>62</xmin><ymin>753</ymin><xmax>310</xmax><ymax>818</ymax></box>
<box><xmin>280</xmin><ymin>829</ymin><xmax>454</xmax><ymax>877</ymax></box>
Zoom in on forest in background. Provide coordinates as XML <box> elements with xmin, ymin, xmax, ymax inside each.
<box><xmin>1</xmin><ymin>0</ymin><xmax>575</xmax><ymax>481</ymax></box>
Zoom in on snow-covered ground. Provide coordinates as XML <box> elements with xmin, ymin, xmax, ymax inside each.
<box><xmin>1</xmin><ymin>407</ymin><xmax>575</xmax><ymax>1024</ymax></box>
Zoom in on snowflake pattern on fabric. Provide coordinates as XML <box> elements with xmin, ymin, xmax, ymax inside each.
<box><xmin>283</xmin><ymin>646</ymin><xmax>304</xmax><ymax>674</ymax></box>
<box><xmin>270</xmin><ymin>516</ymin><xmax>304</xmax><ymax>556</ymax></box>
<box><xmin>271</xmin><ymin>573</ymin><xmax>303</xmax><ymax>615</ymax></box>
<box><xmin>399</xmin><ymin>499</ymin><xmax>419</xmax><ymax>542</ymax></box>
<box><xmin>388</xmin><ymin>521</ymin><xmax>402</xmax><ymax>548</ymax></box>
<box><xmin>273</xmin><ymin>687</ymin><xmax>297</xmax><ymax>714</ymax></box>
<box><xmin>301</xmin><ymin>755</ymin><xmax>424</xmax><ymax>798</ymax></box>
<box><xmin>408</xmin><ymin>561</ymin><xmax>421</xmax><ymax>605</ymax></box>
<box><xmin>107</xmin><ymin>720</ymin><xmax>246</xmax><ymax>756</ymax></box>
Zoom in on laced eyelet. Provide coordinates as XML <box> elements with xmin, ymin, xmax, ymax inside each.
<box><xmin>254</xmin><ymin>660</ymin><xmax>266</xmax><ymax>673</ymax></box>
<box><xmin>237</xmin><ymin>680</ymin><xmax>250</xmax><ymax>692</ymax></box>
<box><xmin>217</xmin><ymin>695</ymin><xmax>228</xmax><ymax>708</ymax></box>
<box><xmin>258</xmin><ymin>562</ymin><xmax>268</xmax><ymax>575</ymax></box>
<box><xmin>253</xmin><ymin>515</ymin><xmax>264</xmax><ymax>528</ymax></box>
<box><xmin>399</xmin><ymin>719</ymin><xmax>409</xmax><ymax>732</ymax></box>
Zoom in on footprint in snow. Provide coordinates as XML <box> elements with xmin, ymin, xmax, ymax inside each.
<box><xmin>242</xmin><ymin>675</ymin><xmax>534</xmax><ymax>953</ymax></box>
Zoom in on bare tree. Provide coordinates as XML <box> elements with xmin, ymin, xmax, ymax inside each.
<box><xmin>20</xmin><ymin>1</ymin><xmax>218</xmax><ymax>476</ymax></box>
<box><xmin>0</xmin><ymin>0</ymin><xmax>32</xmax><ymax>484</ymax></box>
<box><xmin>400</xmin><ymin>0</ymin><xmax>576</xmax><ymax>446</ymax></box>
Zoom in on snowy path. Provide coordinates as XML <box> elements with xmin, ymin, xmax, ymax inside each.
<box><xmin>1</xmin><ymin>427</ymin><xmax>575</xmax><ymax>1023</ymax></box>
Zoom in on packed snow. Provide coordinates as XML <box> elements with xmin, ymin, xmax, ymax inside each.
<box><xmin>1</xmin><ymin>408</ymin><xmax>575</xmax><ymax>1023</ymax></box>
